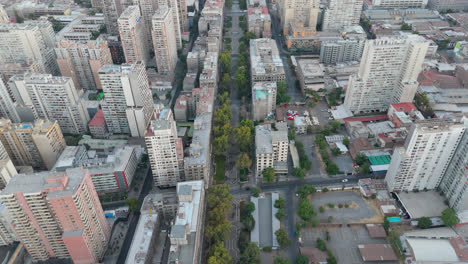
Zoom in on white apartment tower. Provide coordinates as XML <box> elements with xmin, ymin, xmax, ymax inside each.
<box><xmin>99</xmin><ymin>62</ymin><xmax>154</xmax><ymax>137</ymax></box>
<box><xmin>0</xmin><ymin>5</ymin><xmax>8</xmax><ymax>23</ymax></box>
<box><xmin>7</xmin><ymin>74</ymin><xmax>90</xmax><ymax>134</ymax></box>
<box><xmin>145</xmin><ymin>109</ymin><xmax>184</xmax><ymax>187</ymax></box>
<box><xmin>322</xmin><ymin>0</ymin><xmax>363</xmax><ymax>32</ymax></box>
<box><xmin>344</xmin><ymin>35</ymin><xmax>429</xmax><ymax>114</ymax></box>
<box><xmin>152</xmin><ymin>6</ymin><xmax>178</xmax><ymax>74</ymax></box>
<box><xmin>385</xmin><ymin>119</ymin><xmax>466</xmax><ymax>192</ymax></box>
<box><xmin>55</xmin><ymin>39</ymin><xmax>113</xmax><ymax>91</ymax></box>
<box><xmin>252</xmin><ymin>82</ymin><xmax>277</xmax><ymax>121</ymax></box>
<box><xmin>0</xmin><ymin>21</ymin><xmax>58</xmax><ymax>75</ymax></box>
<box><xmin>280</xmin><ymin>0</ymin><xmax>319</xmax><ymax>30</ymax></box>
<box><xmin>0</xmin><ymin>140</ymin><xmax>16</xmax><ymax>190</ymax></box>
<box><xmin>132</xmin><ymin>0</ymin><xmax>158</xmax><ymax>51</ymax></box>
<box><xmin>370</xmin><ymin>0</ymin><xmax>428</xmax><ymax>8</ymax></box>
<box><xmin>0</xmin><ymin>78</ymin><xmax>20</xmax><ymax>123</ymax></box>
<box><xmin>118</xmin><ymin>5</ymin><xmax>150</xmax><ymax>64</ymax></box>
<box><xmin>440</xmin><ymin>125</ymin><xmax>468</xmax><ymax>213</ymax></box>
<box><xmin>159</xmin><ymin>0</ymin><xmax>183</xmax><ymax>48</ymax></box>
<box><xmin>255</xmin><ymin>124</ymin><xmax>289</xmax><ymax>174</ymax></box>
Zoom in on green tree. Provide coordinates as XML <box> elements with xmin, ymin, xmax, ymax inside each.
<box><xmin>298</xmin><ymin>198</ymin><xmax>315</xmax><ymax>221</ymax></box>
<box><xmin>327</xmin><ymin>255</ymin><xmax>337</xmax><ymax>264</ymax></box>
<box><xmin>125</xmin><ymin>197</ymin><xmax>139</xmax><ymax>213</ymax></box>
<box><xmin>275</xmin><ymin>229</ymin><xmax>291</xmax><ymax>249</ymax></box>
<box><xmin>275</xmin><ymin>208</ymin><xmax>286</xmax><ymax>220</ymax></box>
<box><xmin>274</xmin><ymin>254</ymin><xmax>290</xmax><ymax>264</ymax></box>
<box><xmin>326</xmin><ymin>164</ymin><xmax>340</xmax><ymax>175</ymax></box>
<box><xmin>276</xmin><ymin>81</ymin><xmax>291</xmax><ymax>104</ymax></box>
<box><xmin>234</xmin><ymin>125</ymin><xmax>252</xmax><ymax>152</ymax></box>
<box><xmin>295</xmin><ymin>254</ymin><xmax>309</xmax><ymax>264</ymax></box>
<box><xmin>417</xmin><ymin>217</ymin><xmax>432</xmax><ymax>229</ymax></box>
<box><xmin>251</xmin><ymin>187</ymin><xmax>260</xmax><ymax>197</ymax></box>
<box><xmin>214</xmin><ymin>123</ymin><xmax>232</xmax><ymax>137</ymax></box>
<box><xmin>236</xmin><ymin>153</ymin><xmax>252</xmax><ymax>170</ymax></box>
<box><xmin>355</xmin><ymin>153</ymin><xmax>368</xmax><ymax>166</ymax></box>
<box><xmin>293</xmin><ymin>167</ymin><xmax>306</xmax><ymax>179</ymax></box>
<box><xmin>441</xmin><ymin>208</ymin><xmax>460</xmax><ymax>227</ymax></box>
<box><xmin>213</xmin><ymin>135</ymin><xmax>229</xmax><ymax>155</ymax></box>
<box><xmin>359</xmin><ymin>163</ymin><xmax>371</xmax><ymax>174</ymax></box>
<box><xmin>298</xmin><ymin>185</ymin><xmax>316</xmax><ymax>198</ymax></box>
<box><xmin>220</xmin><ymin>73</ymin><xmax>231</xmax><ymax>94</ymax></box>
<box><xmin>235</xmin><ymin>66</ymin><xmax>249</xmax><ymax>96</ymax></box>
<box><xmin>331</xmin><ymin>148</ymin><xmax>341</xmax><ymax>156</ymax></box>
<box><xmin>316</xmin><ymin>238</ymin><xmax>327</xmax><ymax>251</ymax></box>
<box><xmin>262</xmin><ymin>167</ymin><xmax>275</xmax><ymax>183</ymax></box>
<box><xmin>342</xmin><ymin>137</ymin><xmax>350</xmax><ymax>147</ymax></box>
<box><xmin>220</xmin><ymin>50</ymin><xmax>232</xmax><ymax>73</ymax></box>
<box><xmin>239</xmin><ymin>0</ymin><xmax>247</xmax><ymax>10</ymax></box>
<box><xmin>245</xmin><ymin>202</ymin><xmax>255</xmax><ymax>214</ymax></box>
<box><xmin>14</xmin><ymin>11</ymin><xmax>24</xmax><ymax>23</ymax></box>
<box><xmin>239</xmin><ymin>242</ymin><xmax>260</xmax><ymax>264</ymax></box>
<box><xmin>225</xmin><ymin>0</ymin><xmax>232</xmax><ymax>9</ymax></box>
<box><xmin>218</xmin><ymin>92</ymin><xmax>230</xmax><ymax>105</ymax></box>
<box><xmin>330</xmin><ymin>120</ymin><xmax>340</xmax><ymax>132</ymax></box>
<box><xmin>401</xmin><ymin>23</ymin><xmax>412</xmax><ymax>30</ymax></box>
<box><xmin>208</xmin><ymin>242</ymin><xmax>232</xmax><ymax>264</ymax></box>
<box><xmin>244</xmin><ymin>31</ymin><xmax>256</xmax><ymax>43</ymax></box>
<box><xmin>214</xmin><ymin>109</ymin><xmax>230</xmax><ymax>126</ymax></box>
<box><xmin>274</xmin><ymin>197</ymin><xmax>285</xmax><ymax>209</ymax></box>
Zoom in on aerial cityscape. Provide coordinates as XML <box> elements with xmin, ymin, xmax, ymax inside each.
<box><xmin>0</xmin><ymin>0</ymin><xmax>466</xmax><ymax>263</ymax></box>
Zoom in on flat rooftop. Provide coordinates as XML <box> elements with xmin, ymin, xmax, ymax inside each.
<box><xmin>125</xmin><ymin>212</ymin><xmax>159</xmax><ymax>264</ymax></box>
<box><xmin>397</xmin><ymin>191</ymin><xmax>448</xmax><ymax>219</ymax></box>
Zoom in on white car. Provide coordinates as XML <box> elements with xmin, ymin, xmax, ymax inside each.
<box><xmin>342</xmin><ymin>179</ymin><xmax>348</xmax><ymax>183</ymax></box>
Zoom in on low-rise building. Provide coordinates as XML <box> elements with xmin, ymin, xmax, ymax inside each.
<box><xmin>247</xmin><ymin>7</ymin><xmax>271</xmax><ymax>38</ymax></box>
<box><xmin>250</xmin><ymin>39</ymin><xmax>285</xmax><ymax>83</ymax></box>
<box><xmin>168</xmin><ymin>181</ymin><xmax>205</xmax><ymax>264</ymax></box>
<box><xmin>255</xmin><ymin>123</ymin><xmax>288</xmax><ymax>175</ymax></box>
<box><xmin>252</xmin><ymin>82</ymin><xmax>277</xmax><ymax>121</ymax></box>
<box><xmin>88</xmin><ymin>109</ymin><xmax>108</xmax><ymax>138</ymax></box>
<box><xmin>53</xmin><ymin>145</ymin><xmax>141</xmax><ymax>194</ymax></box>
<box><xmin>296</xmin><ymin>59</ymin><xmax>325</xmax><ymax>93</ymax></box>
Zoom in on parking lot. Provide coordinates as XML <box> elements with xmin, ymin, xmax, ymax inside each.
<box><xmin>310</xmin><ymin>191</ymin><xmax>382</xmax><ymax>223</ymax></box>
<box><xmin>301</xmin><ymin>226</ymin><xmax>398</xmax><ymax>264</ymax></box>
<box><xmin>296</xmin><ymin>134</ymin><xmax>326</xmax><ymax>178</ymax></box>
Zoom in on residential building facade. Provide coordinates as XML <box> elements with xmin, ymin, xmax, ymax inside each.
<box><xmin>250</xmin><ymin>39</ymin><xmax>285</xmax><ymax>83</ymax></box>
<box><xmin>146</xmin><ymin>109</ymin><xmax>184</xmax><ymax>187</ymax></box>
<box><xmin>118</xmin><ymin>5</ymin><xmax>150</xmax><ymax>64</ymax></box>
<box><xmin>99</xmin><ymin>62</ymin><xmax>154</xmax><ymax>137</ymax></box>
<box><xmin>252</xmin><ymin>82</ymin><xmax>277</xmax><ymax>121</ymax></box>
<box><xmin>0</xmin><ymin>119</ymin><xmax>66</xmax><ymax>170</ymax></box>
<box><xmin>0</xmin><ymin>168</ymin><xmax>111</xmax><ymax>263</ymax></box>
<box><xmin>152</xmin><ymin>6</ymin><xmax>178</xmax><ymax>74</ymax></box>
<box><xmin>322</xmin><ymin>0</ymin><xmax>363</xmax><ymax>32</ymax></box>
<box><xmin>255</xmin><ymin>123</ymin><xmax>289</xmax><ymax>175</ymax></box>
<box><xmin>385</xmin><ymin>120</ymin><xmax>465</xmax><ymax>192</ymax></box>
<box><xmin>344</xmin><ymin>35</ymin><xmax>429</xmax><ymax>114</ymax></box>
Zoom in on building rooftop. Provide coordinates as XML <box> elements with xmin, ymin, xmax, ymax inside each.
<box><xmin>406</xmin><ymin>238</ymin><xmax>460</xmax><ymax>262</ymax></box>
<box><xmin>365</xmin><ymin>224</ymin><xmax>386</xmax><ymax>238</ymax></box>
<box><xmin>125</xmin><ymin>212</ymin><xmax>159</xmax><ymax>264</ymax></box>
<box><xmin>185</xmin><ymin>113</ymin><xmax>212</xmax><ymax>167</ymax></box>
<box><xmin>255</xmin><ymin>125</ymin><xmax>273</xmax><ymax>154</ymax></box>
<box><xmin>88</xmin><ymin>109</ymin><xmax>105</xmax><ymax>127</ymax></box>
<box><xmin>390</xmin><ymin>103</ymin><xmax>417</xmax><ymax>113</ymax></box>
<box><xmin>358</xmin><ymin>244</ymin><xmax>398</xmax><ymax>262</ymax></box>
<box><xmin>396</xmin><ymin>191</ymin><xmax>448</xmax><ymax>219</ymax></box>
<box><xmin>1</xmin><ymin>167</ymin><xmax>86</xmax><ymax>198</ymax></box>
<box><xmin>250</xmin><ymin>38</ymin><xmax>284</xmax><ymax>77</ymax></box>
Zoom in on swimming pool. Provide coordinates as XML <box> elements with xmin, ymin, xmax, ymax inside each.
<box><xmin>388</xmin><ymin>217</ymin><xmax>401</xmax><ymax>223</ymax></box>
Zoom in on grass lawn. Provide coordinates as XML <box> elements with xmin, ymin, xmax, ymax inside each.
<box><xmin>215</xmin><ymin>155</ymin><xmax>226</xmax><ymax>182</ymax></box>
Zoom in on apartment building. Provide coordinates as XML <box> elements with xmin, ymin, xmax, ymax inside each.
<box><xmin>439</xmin><ymin>125</ymin><xmax>468</xmax><ymax>212</ymax></box>
<box><xmin>0</xmin><ymin>203</ymin><xmax>17</xmax><ymax>246</ymax></box>
<box><xmin>184</xmin><ymin>113</ymin><xmax>212</xmax><ymax>186</ymax></box>
<box><xmin>344</xmin><ymin>35</ymin><xmax>429</xmax><ymax>114</ymax></box>
<box><xmin>99</xmin><ymin>62</ymin><xmax>154</xmax><ymax>137</ymax></box>
<box><xmin>132</xmin><ymin>0</ymin><xmax>158</xmax><ymax>51</ymax></box>
<box><xmin>280</xmin><ymin>0</ymin><xmax>319</xmax><ymax>32</ymax></box>
<box><xmin>101</xmin><ymin>0</ymin><xmax>132</xmax><ymax>35</ymax></box>
<box><xmin>0</xmin><ymin>140</ymin><xmax>16</xmax><ymax>190</ymax></box>
<box><xmin>248</xmin><ymin>7</ymin><xmax>272</xmax><ymax>38</ymax></box>
<box><xmin>250</xmin><ymin>39</ymin><xmax>285</xmax><ymax>83</ymax></box>
<box><xmin>152</xmin><ymin>6</ymin><xmax>178</xmax><ymax>74</ymax></box>
<box><xmin>0</xmin><ymin>78</ymin><xmax>20</xmax><ymax>124</ymax></box>
<box><xmin>168</xmin><ymin>180</ymin><xmax>205</xmax><ymax>264</ymax></box>
<box><xmin>0</xmin><ymin>119</ymin><xmax>66</xmax><ymax>170</ymax></box>
<box><xmin>252</xmin><ymin>82</ymin><xmax>277</xmax><ymax>121</ymax></box>
<box><xmin>320</xmin><ymin>39</ymin><xmax>365</xmax><ymax>64</ymax></box>
<box><xmin>146</xmin><ymin>109</ymin><xmax>184</xmax><ymax>187</ymax></box>
<box><xmin>0</xmin><ymin>5</ymin><xmax>8</xmax><ymax>22</ymax></box>
<box><xmin>296</xmin><ymin>59</ymin><xmax>325</xmax><ymax>92</ymax></box>
<box><xmin>367</xmin><ymin>0</ymin><xmax>428</xmax><ymax>8</ymax></box>
<box><xmin>8</xmin><ymin>74</ymin><xmax>90</xmax><ymax>134</ymax></box>
<box><xmin>255</xmin><ymin>123</ymin><xmax>289</xmax><ymax>175</ymax></box>
<box><xmin>322</xmin><ymin>0</ymin><xmax>363</xmax><ymax>32</ymax></box>
<box><xmin>53</xmin><ymin>145</ymin><xmax>141</xmax><ymax>194</ymax></box>
<box><xmin>55</xmin><ymin>39</ymin><xmax>113</xmax><ymax>91</ymax></box>
<box><xmin>159</xmin><ymin>0</ymin><xmax>183</xmax><ymax>49</ymax></box>
<box><xmin>118</xmin><ymin>5</ymin><xmax>150</xmax><ymax>64</ymax></box>
<box><xmin>0</xmin><ymin>21</ymin><xmax>58</xmax><ymax>75</ymax></box>
<box><xmin>0</xmin><ymin>168</ymin><xmax>111</xmax><ymax>263</ymax></box>
<box><xmin>385</xmin><ymin>119</ymin><xmax>465</xmax><ymax>192</ymax></box>
<box><xmin>428</xmin><ymin>0</ymin><xmax>468</xmax><ymax>11</ymax></box>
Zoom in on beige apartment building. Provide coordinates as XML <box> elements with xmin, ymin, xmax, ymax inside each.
<box><xmin>152</xmin><ymin>6</ymin><xmax>178</xmax><ymax>74</ymax></box>
<box><xmin>255</xmin><ymin>123</ymin><xmax>289</xmax><ymax>175</ymax></box>
<box><xmin>0</xmin><ymin>119</ymin><xmax>66</xmax><ymax>170</ymax></box>
<box><xmin>322</xmin><ymin>0</ymin><xmax>363</xmax><ymax>32</ymax></box>
<box><xmin>118</xmin><ymin>5</ymin><xmax>150</xmax><ymax>64</ymax></box>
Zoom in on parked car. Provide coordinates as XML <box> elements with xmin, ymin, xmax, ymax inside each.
<box><xmin>342</xmin><ymin>179</ymin><xmax>348</xmax><ymax>183</ymax></box>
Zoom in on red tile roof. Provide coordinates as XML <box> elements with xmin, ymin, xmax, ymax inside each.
<box><xmin>344</xmin><ymin>115</ymin><xmax>388</xmax><ymax>125</ymax></box>
<box><xmin>366</xmin><ymin>224</ymin><xmax>387</xmax><ymax>238</ymax></box>
<box><xmin>391</xmin><ymin>103</ymin><xmax>417</xmax><ymax>113</ymax></box>
<box><xmin>88</xmin><ymin>109</ymin><xmax>105</xmax><ymax>127</ymax></box>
